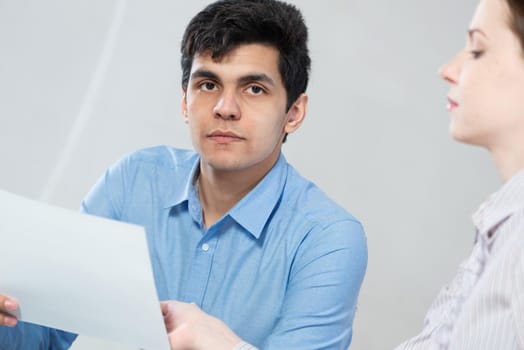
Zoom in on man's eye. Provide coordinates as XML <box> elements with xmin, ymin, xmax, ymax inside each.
<box><xmin>200</xmin><ymin>82</ymin><xmax>217</xmax><ymax>91</ymax></box>
<box><xmin>247</xmin><ymin>85</ymin><xmax>265</xmax><ymax>95</ymax></box>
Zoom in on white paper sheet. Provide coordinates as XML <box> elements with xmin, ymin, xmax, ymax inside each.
<box><xmin>0</xmin><ymin>189</ymin><xmax>170</xmax><ymax>350</ymax></box>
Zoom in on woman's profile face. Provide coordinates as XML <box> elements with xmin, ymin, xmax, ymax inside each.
<box><xmin>439</xmin><ymin>0</ymin><xmax>524</xmax><ymax>152</ymax></box>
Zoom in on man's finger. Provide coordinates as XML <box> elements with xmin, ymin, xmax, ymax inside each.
<box><xmin>0</xmin><ymin>295</ymin><xmax>18</xmax><ymax>312</ymax></box>
<box><xmin>1</xmin><ymin>314</ymin><xmax>17</xmax><ymax>327</ymax></box>
<box><xmin>0</xmin><ymin>295</ymin><xmax>19</xmax><ymax>327</ymax></box>
<box><xmin>161</xmin><ymin>300</ymin><xmax>200</xmax><ymax>334</ymax></box>
<box><xmin>160</xmin><ymin>301</ymin><xmax>170</xmax><ymax>316</ymax></box>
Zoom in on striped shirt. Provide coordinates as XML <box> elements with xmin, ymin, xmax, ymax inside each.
<box><xmin>395</xmin><ymin>168</ymin><xmax>524</xmax><ymax>350</ymax></box>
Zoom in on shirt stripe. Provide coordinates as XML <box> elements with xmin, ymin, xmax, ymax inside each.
<box><xmin>395</xmin><ymin>168</ymin><xmax>524</xmax><ymax>350</ymax></box>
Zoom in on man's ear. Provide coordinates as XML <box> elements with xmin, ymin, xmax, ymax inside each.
<box><xmin>181</xmin><ymin>89</ymin><xmax>188</xmax><ymax>123</ymax></box>
<box><xmin>284</xmin><ymin>93</ymin><xmax>308</xmax><ymax>134</ymax></box>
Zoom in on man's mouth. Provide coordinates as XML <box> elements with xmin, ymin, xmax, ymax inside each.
<box><xmin>207</xmin><ymin>130</ymin><xmax>245</xmax><ymax>143</ymax></box>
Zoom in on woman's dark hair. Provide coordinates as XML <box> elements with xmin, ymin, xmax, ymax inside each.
<box><xmin>180</xmin><ymin>0</ymin><xmax>310</xmax><ymax>111</ymax></box>
<box><xmin>506</xmin><ymin>0</ymin><xmax>524</xmax><ymax>53</ymax></box>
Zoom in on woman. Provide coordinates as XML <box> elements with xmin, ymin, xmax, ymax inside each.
<box><xmin>396</xmin><ymin>0</ymin><xmax>524</xmax><ymax>348</ymax></box>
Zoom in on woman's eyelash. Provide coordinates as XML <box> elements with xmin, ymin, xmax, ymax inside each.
<box><xmin>471</xmin><ymin>50</ymin><xmax>484</xmax><ymax>59</ymax></box>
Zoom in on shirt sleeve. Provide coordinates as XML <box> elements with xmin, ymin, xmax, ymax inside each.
<box><xmin>80</xmin><ymin>154</ymin><xmax>129</xmax><ymax>219</ymax></box>
<box><xmin>0</xmin><ymin>321</ymin><xmax>76</xmax><ymax>350</ymax></box>
<box><xmin>394</xmin><ymin>240</ymin><xmax>485</xmax><ymax>350</ymax></box>
<box><xmin>393</xmin><ymin>267</ymin><xmax>466</xmax><ymax>350</ymax></box>
<box><xmin>262</xmin><ymin>219</ymin><xmax>367</xmax><ymax>350</ymax></box>
<box><xmin>511</xmin><ymin>243</ymin><xmax>524</xmax><ymax>348</ymax></box>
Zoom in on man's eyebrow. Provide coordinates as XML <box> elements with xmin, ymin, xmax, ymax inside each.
<box><xmin>190</xmin><ymin>70</ymin><xmax>276</xmax><ymax>86</ymax></box>
<box><xmin>238</xmin><ymin>73</ymin><xmax>275</xmax><ymax>86</ymax></box>
<box><xmin>190</xmin><ymin>69</ymin><xmax>220</xmax><ymax>81</ymax></box>
<box><xmin>468</xmin><ymin>28</ymin><xmax>488</xmax><ymax>40</ymax></box>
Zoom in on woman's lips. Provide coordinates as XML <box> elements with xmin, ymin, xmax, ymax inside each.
<box><xmin>447</xmin><ymin>97</ymin><xmax>458</xmax><ymax>112</ymax></box>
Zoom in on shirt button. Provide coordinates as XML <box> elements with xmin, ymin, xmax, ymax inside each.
<box><xmin>201</xmin><ymin>243</ymin><xmax>210</xmax><ymax>252</ymax></box>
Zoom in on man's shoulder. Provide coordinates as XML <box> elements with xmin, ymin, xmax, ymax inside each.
<box><xmin>98</xmin><ymin>146</ymin><xmax>198</xmax><ymax>210</ymax></box>
<box><xmin>282</xmin><ymin>164</ymin><xmax>360</xmax><ymax>228</ymax></box>
<box><xmin>278</xmin><ymin>165</ymin><xmax>367</xmax><ymax>269</ymax></box>
<box><xmin>122</xmin><ymin>145</ymin><xmax>198</xmax><ymax>170</ymax></box>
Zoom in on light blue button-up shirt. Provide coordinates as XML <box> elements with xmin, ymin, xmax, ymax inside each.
<box><xmin>0</xmin><ymin>146</ymin><xmax>367</xmax><ymax>350</ymax></box>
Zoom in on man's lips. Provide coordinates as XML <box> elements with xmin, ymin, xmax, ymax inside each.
<box><xmin>207</xmin><ymin>130</ymin><xmax>245</xmax><ymax>143</ymax></box>
<box><xmin>447</xmin><ymin>97</ymin><xmax>459</xmax><ymax>112</ymax></box>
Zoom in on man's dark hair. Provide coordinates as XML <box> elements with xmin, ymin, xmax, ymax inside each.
<box><xmin>181</xmin><ymin>0</ymin><xmax>310</xmax><ymax>111</ymax></box>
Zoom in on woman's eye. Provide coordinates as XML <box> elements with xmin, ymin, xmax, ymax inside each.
<box><xmin>470</xmin><ymin>50</ymin><xmax>484</xmax><ymax>59</ymax></box>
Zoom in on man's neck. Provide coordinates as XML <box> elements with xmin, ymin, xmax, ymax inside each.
<box><xmin>197</xmin><ymin>158</ymin><xmax>279</xmax><ymax>228</ymax></box>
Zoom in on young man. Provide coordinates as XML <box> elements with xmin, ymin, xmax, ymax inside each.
<box><xmin>0</xmin><ymin>1</ymin><xmax>367</xmax><ymax>349</ymax></box>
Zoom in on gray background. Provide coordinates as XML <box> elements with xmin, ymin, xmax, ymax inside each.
<box><xmin>0</xmin><ymin>0</ymin><xmax>500</xmax><ymax>349</ymax></box>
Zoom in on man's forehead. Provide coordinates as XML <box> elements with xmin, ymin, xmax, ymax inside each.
<box><xmin>190</xmin><ymin>44</ymin><xmax>282</xmax><ymax>81</ymax></box>
<box><xmin>192</xmin><ymin>44</ymin><xmax>279</xmax><ymax>64</ymax></box>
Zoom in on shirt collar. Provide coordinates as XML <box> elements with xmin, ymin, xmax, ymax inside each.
<box><xmin>472</xmin><ymin>167</ymin><xmax>524</xmax><ymax>237</ymax></box>
<box><xmin>163</xmin><ymin>155</ymin><xmax>200</xmax><ymax>209</ymax></box>
<box><xmin>163</xmin><ymin>153</ymin><xmax>289</xmax><ymax>240</ymax></box>
<box><xmin>228</xmin><ymin>154</ymin><xmax>288</xmax><ymax>239</ymax></box>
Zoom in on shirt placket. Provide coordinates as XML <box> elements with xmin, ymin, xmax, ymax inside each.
<box><xmin>183</xmin><ymin>225</ymin><xmax>219</xmax><ymax>306</ymax></box>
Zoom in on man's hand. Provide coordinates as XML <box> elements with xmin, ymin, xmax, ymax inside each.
<box><xmin>0</xmin><ymin>294</ymin><xmax>18</xmax><ymax>327</ymax></box>
<box><xmin>161</xmin><ymin>300</ymin><xmax>242</xmax><ymax>350</ymax></box>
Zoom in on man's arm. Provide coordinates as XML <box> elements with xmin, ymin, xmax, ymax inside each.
<box><xmin>160</xmin><ymin>220</ymin><xmax>367</xmax><ymax>350</ymax></box>
<box><xmin>262</xmin><ymin>220</ymin><xmax>367</xmax><ymax>349</ymax></box>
